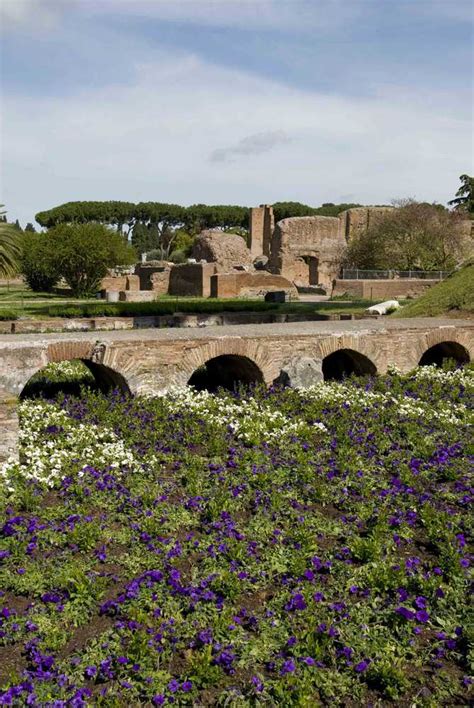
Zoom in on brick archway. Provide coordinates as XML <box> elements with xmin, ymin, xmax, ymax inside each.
<box><xmin>409</xmin><ymin>330</ymin><xmax>473</xmax><ymax>371</ymax></box>
<box><xmin>175</xmin><ymin>339</ymin><xmax>274</xmax><ymax>388</ymax></box>
<box><xmin>322</xmin><ymin>348</ymin><xmax>377</xmax><ymax>380</ymax></box>
<box><xmin>312</xmin><ymin>335</ymin><xmax>382</xmax><ymax>373</ymax></box>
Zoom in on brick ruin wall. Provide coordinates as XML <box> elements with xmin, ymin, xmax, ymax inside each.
<box><xmin>332</xmin><ymin>279</ymin><xmax>441</xmax><ymax>300</ymax></box>
<box><xmin>210</xmin><ymin>271</ymin><xmax>297</xmax><ymax>299</ymax></box>
<box><xmin>269</xmin><ymin>215</ymin><xmax>346</xmax><ymax>290</ymax></box>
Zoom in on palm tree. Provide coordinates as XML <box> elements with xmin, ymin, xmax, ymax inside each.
<box><xmin>0</xmin><ymin>205</ymin><xmax>22</xmax><ymax>277</ymax></box>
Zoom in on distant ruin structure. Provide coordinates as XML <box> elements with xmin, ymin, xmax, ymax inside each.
<box><xmin>192</xmin><ymin>230</ymin><xmax>253</xmax><ymax>269</ymax></box>
<box><xmin>269</xmin><ymin>215</ymin><xmax>346</xmax><ymax>291</ymax></box>
<box><xmin>101</xmin><ymin>202</ymin><xmax>454</xmax><ymax>301</ymax></box>
<box><xmin>249</xmin><ymin>205</ymin><xmax>274</xmax><ymax>257</ymax></box>
<box><xmin>339</xmin><ymin>206</ymin><xmax>394</xmax><ymax>241</ymax></box>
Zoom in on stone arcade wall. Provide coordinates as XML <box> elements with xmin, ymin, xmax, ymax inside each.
<box><xmin>1</xmin><ymin>319</ymin><xmax>473</xmax><ymax>462</ymax></box>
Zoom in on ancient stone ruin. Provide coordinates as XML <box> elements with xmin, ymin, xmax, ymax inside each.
<box><xmin>100</xmin><ymin>203</ymin><xmax>424</xmax><ymax>300</ymax></box>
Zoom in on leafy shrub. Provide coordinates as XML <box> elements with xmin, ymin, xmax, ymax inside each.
<box><xmin>169</xmin><ymin>249</ymin><xmax>187</xmax><ymax>264</ymax></box>
<box><xmin>46</xmin><ymin>223</ymin><xmax>136</xmax><ymax>297</ymax></box>
<box><xmin>20</xmin><ymin>231</ymin><xmax>60</xmax><ymax>292</ymax></box>
<box><xmin>46</xmin><ymin>299</ymin><xmax>278</xmax><ymax>318</ymax></box>
<box><xmin>0</xmin><ymin>308</ymin><xmax>18</xmax><ymax>320</ymax></box>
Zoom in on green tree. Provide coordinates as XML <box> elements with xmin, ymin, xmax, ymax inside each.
<box><xmin>0</xmin><ymin>206</ymin><xmax>22</xmax><ymax>277</ymax></box>
<box><xmin>448</xmin><ymin>174</ymin><xmax>474</xmax><ymax>214</ymax></box>
<box><xmin>20</xmin><ymin>231</ymin><xmax>61</xmax><ymax>292</ymax></box>
<box><xmin>48</xmin><ymin>223</ymin><xmax>136</xmax><ymax>296</ymax></box>
<box><xmin>25</xmin><ymin>223</ymin><xmax>36</xmax><ymax>233</ymax></box>
<box><xmin>271</xmin><ymin>201</ymin><xmax>362</xmax><ymax>222</ymax></box>
<box><xmin>344</xmin><ymin>200</ymin><xmax>471</xmax><ymax>271</ymax></box>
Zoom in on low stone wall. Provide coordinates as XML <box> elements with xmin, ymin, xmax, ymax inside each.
<box><xmin>100</xmin><ymin>275</ymin><xmax>140</xmax><ymax>292</ymax></box>
<box><xmin>118</xmin><ymin>291</ymin><xmax>156</xmax><ymax>303</ymax></box>
<box><xmin>332</xmin><ymin>279</ymin><xmax>440</xmax><ymax>300</ymax></box>
<box><xmin>0</xmin><ymin>311</ymin><xmax>364</xmax><ymax>336</ymax></box>
<box><xmin>210</xmin><ymin>272</ymin><xmax>297</xmax><ymax>299</ymax></box>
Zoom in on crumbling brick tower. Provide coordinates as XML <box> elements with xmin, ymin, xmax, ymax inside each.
<box><xmin>249</xmin><ymin>204</ymin><xmax>274</xmax><ymax>258</ymax></box>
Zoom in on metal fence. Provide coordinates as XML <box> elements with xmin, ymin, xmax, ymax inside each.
<box><xmin>340</xmin><ymin>269</ymin><xmax>451</xmax><ymax>281</ymax></box>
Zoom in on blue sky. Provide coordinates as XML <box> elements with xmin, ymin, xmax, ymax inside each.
<box><xmin>1</xmin><ymin>0</ymin><xmax>472</xmax><ymax>226</ymax></box>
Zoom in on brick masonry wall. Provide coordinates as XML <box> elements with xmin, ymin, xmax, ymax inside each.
<box><xmin>332</xmin><ymin>279</ymin><xmax>439</xmax><ymax>299</ymax></box>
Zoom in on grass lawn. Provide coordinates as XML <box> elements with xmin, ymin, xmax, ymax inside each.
<box><xmin>0</xmin><ymin>284</ymin><xmax>374</xmax><ymax>321</ymax></box>
<box><xmin>0</xmin><ymin>364</ymin><xmax>472</xmax><ymax>705</ymax></box>
<box><xmin>394</xmin><ymin>262</ymin><xmax>474</xmax><ymax>318</ymax></box>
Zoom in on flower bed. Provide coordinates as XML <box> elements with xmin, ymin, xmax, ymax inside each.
<box><xmin>0</xmin><ymin>366</ymin><xmax>472</xmax><ymax>705</ymax></box>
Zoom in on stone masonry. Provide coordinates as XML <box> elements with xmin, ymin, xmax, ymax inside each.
<box><xmin>1</xmin><ymin>318</ymin><xmax>473</xmax><ymax>462</ymax></box>
<box><xmin>269</xmin><ymin>216</ymin><xmax>346</xmax><ymax>290</ymax></box>
<box><xmin>249</xmin><ymin>205</ymin><xmax>274</xmax><ymax>258</ymax></box>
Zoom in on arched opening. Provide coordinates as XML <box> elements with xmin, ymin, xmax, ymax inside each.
<box><xmin>322</xmin><ymin>349</ymin><xmax>376</xmax><ymax>381</ymax></box>
<box><xmin>419</xmin><ymin>341</ymin><xmax>470</xmax><ymax>368</ymax></box>
<box><xmin>20</xmin><ymin>359</ymin><xmax>130</xmax><ymax>400</ymax></box>
<box><xmin>188</xmin><ymin>355</ymin><xmax>264</xmax><ymax>393</ymax></box>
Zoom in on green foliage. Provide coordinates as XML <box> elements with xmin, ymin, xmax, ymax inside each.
<box><xmin>0</xmin><ymin>308</ymin><xmax>18</xmax><ymax>320</ymax></box>
<box><xmin>35</xmin><ymin>201</ymin><xmax>250</xmax><ymax>258</ymax></box>
<box><xmin>272</xmin><ymin>201</ymin><xmax>362</xmax><ymax>222</ymax></box>
<box><xmin>20</xmin><ymin>231</ymin><xmax>61</xmax><ymax>292</ymax></box>
<box><xmin>46</xmin><ymin>298</ymin><xmax>279</xmax><ymax>318</ymax></box>
<box><xmin>47</xmin><ymin>223</ymin><xmax>136</xmax><ymax>297</ymax></box>
<box><xmin>0</xmin><ymin>206</ymin><xmax>22</xmax><ymax>277</ymax></box>
<box><xmin>395</xmin><ymin>261</ymin><xmax>474</xmax><ymax>317</ymax></box>
<box><xmin>0</xmin><ymin>367</ymin><xmax>472</xmax><ymax>704</ymax></box>
<box><xmin>169</xmin><ymin>249</ymin><xmax>187</xmax><ymax>264</ymax></box>
<box><xmin>345</xmin><ymin>200</ymin><xmax>472</xmax><ymax>270</ymax></box>
<box><xmin>448</xmin><ymin>174</ymin><xmax>474</xmax><ymax>214</ymax></box>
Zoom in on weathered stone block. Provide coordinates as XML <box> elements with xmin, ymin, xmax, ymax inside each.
<box><xmin>0</xmin><ymin>397</ymin><xmax>19</xmax><ymax>464</ymax></box>
<box><xmin>192</xmin><ymin>231</ymin><xmax>253</xmax><ymax>269</ymax></box>
<box><xmin>274</xmin><ymin>357</ymin><xmax>324</xmax><ymax>388</ymax></box>
<box><xmin>169</xmin><ymin>263</ymin><xmax>217</xmax><ymax>298</ymax></box>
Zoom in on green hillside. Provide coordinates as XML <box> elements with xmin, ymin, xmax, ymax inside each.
<box><xmin>395</xmin><ymin>262</ymin><xmax>474</xmax><ymax>317</ymax></box>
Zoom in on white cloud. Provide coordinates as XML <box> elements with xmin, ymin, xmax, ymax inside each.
<box><xmin>0</xmin><ymin>0</ymin><xmax>66</xmax><ymax>30</ymax></box>
<box><xmin>1</xmin><ymin>0</ymin><xmax>361</xmax><ymax>35</ymax></box>
<box><xmin>1</xmin><ymin>48</ymin><xmax>470</xmax><ymax>225</ymax></box>
<box><xmin>210</xmin><ymin>130</ymin><xmax>290</xmax><ymax>162</ymax></box>
<box><xmin>87</xmin><ymin>0</ymin><xmax>360</xmax><ymax>32</ymax></box>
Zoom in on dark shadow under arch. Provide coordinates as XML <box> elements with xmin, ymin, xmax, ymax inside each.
<box><xmin>419</xmin><ymin>341</ymin><xmax>470</xmax><ymax>368</ymax></box>
<box><xmin>322</xmin><ymin>348</ymin><xmax>377</xmax><ymax>381</ymax></box>
<box><xmin>20</xmin><ymin>359</ymin><xmax>131</xmax><ymax>400</ymax></box>
<box><xmin>188</xmin><ymin>354</ymin><xmax>264</xmax><ymax>393</ymax></box>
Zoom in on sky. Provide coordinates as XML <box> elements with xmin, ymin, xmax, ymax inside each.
<box><xmin>0</xmin><ymin>0</ymin><xmax>473</xmax><ymax>227</ymax></box>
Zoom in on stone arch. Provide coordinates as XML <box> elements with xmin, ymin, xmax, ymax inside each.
<box><xmin>419</xmin><ymin>341</ymin><xmax>470</xmax><ymax>367</ymax></box>
<box><xmin>175</xmin><ymin>339</ymin><xmax>273</xmax><ymax>390</ymax></box>
<box><xmin>322</xmin><ymin>348</ymin><xmax>377</xmax><ymax>381</ymax></box>
<box><xmin>314</xmin><ymin>334</ymin><xmax>384</xmax><ymax>375</ymax></box>
<box><xmin>17</xmin><ymin>341</ymin><xmax>131</xmax><ymax>400</ymax></box>
<box><xmin>188</xmin><ymin>354</ymin><xmax>264</xmax><ymax>392</ymax></box>
<box><xmin>408</xmin><ymin>329</ymin><xmax>473</xmax><ymax>371</ymax></box>
<box><xmin>20</xmin><ymin>359</ymin><xmax>130</xmax><ymax>400</ymax></box>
